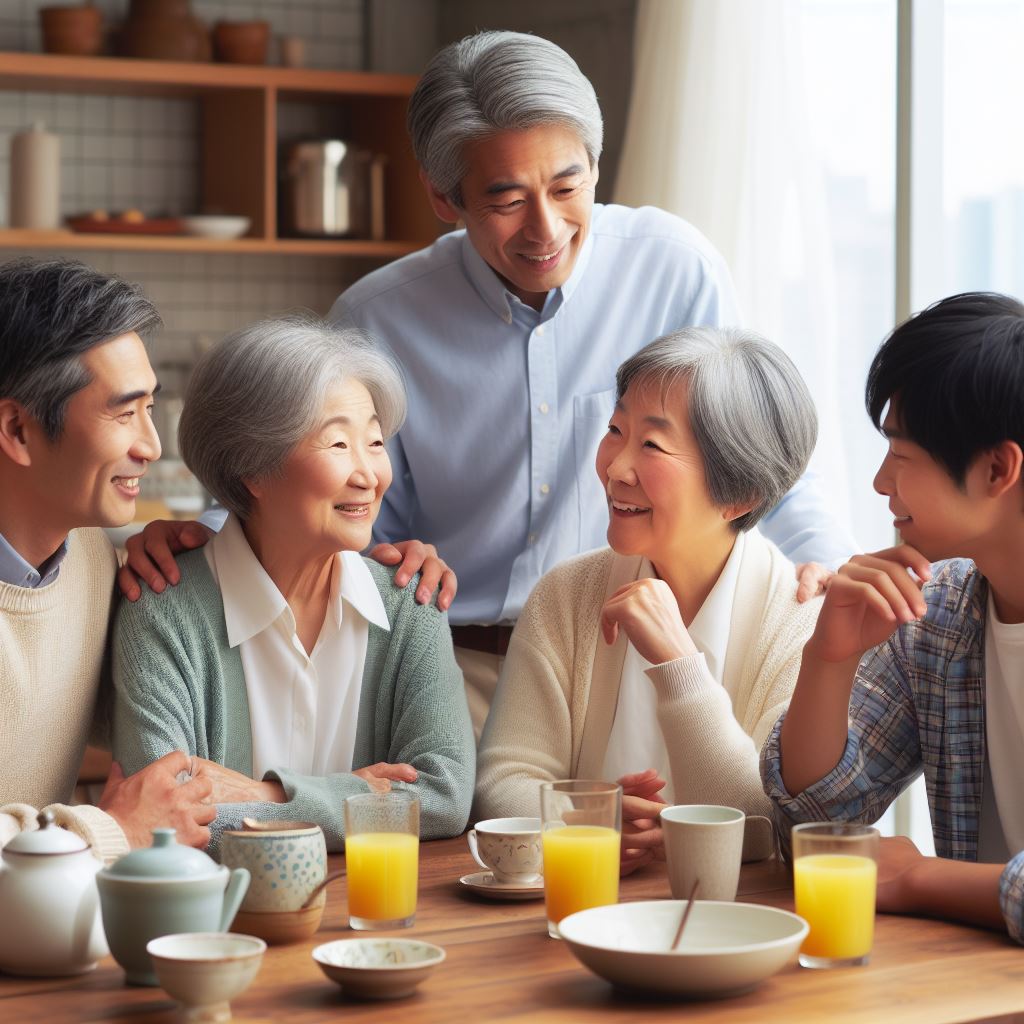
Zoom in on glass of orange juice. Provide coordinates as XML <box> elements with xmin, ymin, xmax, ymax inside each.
<box><xmin>343</xmin><ymin>791</ymin><xmax>420</xmax><ymax>930</ymax></box>
<box><xmin>792</xmin><ymin>823</ymin><xmax>880</xmax><ymax>968</ymax></box>
<box><xmin>540</xmin><ymin>780</ymin><xmax>621</xmax><ymax>939</ymax></box>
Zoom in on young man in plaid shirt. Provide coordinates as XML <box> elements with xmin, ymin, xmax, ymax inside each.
<box><xmin>762</xmin><ymin>291</ymin><xmax>1024</xmax><ymax>942</ymax></box>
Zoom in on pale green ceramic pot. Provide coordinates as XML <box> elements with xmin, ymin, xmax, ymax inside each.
<box><xmin>96</xmin><ymin>829</ymin><xmax>250</xmax><ymax>985</ymax></box>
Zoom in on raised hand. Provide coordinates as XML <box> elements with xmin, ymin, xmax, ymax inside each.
<box><xmin>807</xmin><ymin>545</ymin><xmax>932</xmax><ymax>665</ymax></box>
<box><xmin>600</xmin><ymin>578</ymin><xmax>697</xmax><ymax>665</ymax></box>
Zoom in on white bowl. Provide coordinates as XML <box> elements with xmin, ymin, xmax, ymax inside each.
<box><xmin>312</xmin><ymin>938</ymin><xmax>445</xmax><ymax>999</ymax></box>
<box><xmin>558</xmin><ymin>900</ymin><xmax>808</xmax><ymax>998</ymax></box>
<box><xmin>182</xmin><ymin>215</ymin><xmax>251</xmax><ymax>239</ymax></box>
<box><xmin>147</xmin><ymin>932</ymin><xmax>265</xmax><ymax>1020</ymax></box>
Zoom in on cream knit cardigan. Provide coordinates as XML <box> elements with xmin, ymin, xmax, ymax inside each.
<box><xmin>476</xmin><ymin>532</ymin><xmax>822</xmax><ymax>853</ymax></box>
<box><xmin>0</xmin><ymin>528</ymin><xmax>128</xmax><ymax>862</ymax></box>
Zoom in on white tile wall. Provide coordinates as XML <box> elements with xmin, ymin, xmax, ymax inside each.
<box><xmin>0</xmin><ymin>0</ymin><xmax>375</xmax><ymax>504</ymax></box>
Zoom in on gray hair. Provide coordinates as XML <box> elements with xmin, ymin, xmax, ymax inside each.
<box><xmin>179</xmin><ymin>315</ymin><xmax>406</xmax><ymax>519</ymax></box>
<box><xmin>0</xmin><ymin>258</ymin><xmax>161</xmax><ymax>440</ymax></box>
<box><xmin>616</xmin><ymin>327</ymin><xmax>818</xmax><ymax>532</ymax></box>
<box><xmin>408</xmin><ymin>30</ymin><xmax>603</xmax><ymax>205</ymax></box>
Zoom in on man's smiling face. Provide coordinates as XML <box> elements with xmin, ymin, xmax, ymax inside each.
<box><xmin>423</xmin><ymin>123</ymin><xmax>598</xmax><ymax>311</ymax></box>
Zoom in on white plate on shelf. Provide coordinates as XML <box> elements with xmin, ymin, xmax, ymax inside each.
<box><xmin>182</xmin><ymin>215</ymin><xmax>251</xmax><ymax>239</ymax></box>
<box><xmin>458</xmin><ymin>871</ymin><xmax>544</xmax><ymax>901</ymax></box>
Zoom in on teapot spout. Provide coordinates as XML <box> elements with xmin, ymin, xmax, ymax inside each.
<box><xmin>220</xmin><ymin>868</ymin><xmax>250</xmax><ymax>932</ymax></box>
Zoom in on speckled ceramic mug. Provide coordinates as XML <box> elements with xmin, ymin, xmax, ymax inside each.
<box><xmin>220</xmin><ymin>821</ymin><xmax>327</xmax><ymax>944</ymax></box>
<box><xmin>467</xmin><ymin>817</ymin><xmax>543</xmax><ymax>883</ymax></box>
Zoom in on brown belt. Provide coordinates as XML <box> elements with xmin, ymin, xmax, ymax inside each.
<box><xmin>451</xmin><ymin>624</ymin><xmax>514</xmax><ymax>658</ymax></box>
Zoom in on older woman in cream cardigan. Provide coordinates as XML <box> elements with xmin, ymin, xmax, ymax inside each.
<box><xmin>475</xmin><ymin>326</ymin><xmax>823</xmax><ymax>870</ymax></box>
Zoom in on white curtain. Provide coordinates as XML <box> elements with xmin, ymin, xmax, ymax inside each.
<box><xmin>615</xmin><ymin>0</ymin><xmax>933</xmax><ymax>853</ymax></box>
<box><xmin>614</xmin><ymin>0</ymin><xmax>850</xmax><ymax>535</ymax></box>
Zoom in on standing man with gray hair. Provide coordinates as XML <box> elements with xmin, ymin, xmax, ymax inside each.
<box><xmin>0</xmin><ymin>258</ymin><xmax>215</xmax><ymax>859</ymax></box>
<box><xmin>328</xmin><ymin>30</ymin><xmax>855</xmax><ymax>732</ymax></box>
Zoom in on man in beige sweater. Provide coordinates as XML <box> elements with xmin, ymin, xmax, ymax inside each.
<box><xmin>0</xmin><ymin>258</ymin><xmax>215</xmax><ymax>862</ymax></box>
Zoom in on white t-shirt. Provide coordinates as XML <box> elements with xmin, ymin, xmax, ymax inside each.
<box><xmin>980</xmin><ymin>590</ymin><xmax>1024</xmax><ymax>862</ymax></box>
<box><xmin>205</xmin><ymin>515</ymin><xmax>390</xmax><ymax>781</ymax></box>
<box><xmin>601</xmin><ymin>532</ymin><xmax>746</xmax><ymax>801</ymax></box>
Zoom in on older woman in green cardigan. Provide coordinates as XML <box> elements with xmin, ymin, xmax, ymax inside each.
<box><xmin>112</xmin><ymin>316</ymin><xmax>474</xmax><ymax>853</ymax></box>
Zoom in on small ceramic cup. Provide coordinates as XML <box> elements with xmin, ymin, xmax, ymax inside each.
<box><xmin>467</xmin><ymin>817</ymin><xmax>543</xmax><ymax>883</ymax></box>
<box><xmin>220</xmin><ymin>821</ymin><xmax>327</xmax><ymax>944</ymax></box>
<box><xmin>660</xmin><ymin>805</ymin><xmax>745</xmax><ymax>902</ymax></box>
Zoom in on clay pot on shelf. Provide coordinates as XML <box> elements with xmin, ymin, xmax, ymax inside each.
<box><xmin>40</xmin><ymin>3</ymin><xmax>103</xmax><ymax>56</ymax></box>
<box><xmin>212</xmin><ymin>20</ymin><xmax>270</xmax><ymax>65</ymax></box>
<box><xmin>119</xmin><ymin>0</ymin><xmax>211</xmax><ymax>62</ymax></box>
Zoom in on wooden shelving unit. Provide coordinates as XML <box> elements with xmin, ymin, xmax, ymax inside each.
<box><xmin>0</xmin><ymin>52</ymin><xmax>438</xmax><ymax>257</ymax></box>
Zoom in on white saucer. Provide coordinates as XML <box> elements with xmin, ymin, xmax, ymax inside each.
<box><xmin>458</xmin><ymin>871</ymin><xmax>545</xmax><ymax>901</ymax></box>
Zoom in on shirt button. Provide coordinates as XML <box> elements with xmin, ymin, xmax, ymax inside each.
<box><xmin>540</xmin><ymin>483</ymin><xmax>550</xmax><ymax>495</ymax></box>
<box><xmin>539</xmin><ymin>402</ymin><xmax>549</xmax><ymax>414</ymax></box>
<box><xmin>528</xmin><ymin>533</ymin><xmax>537</xmax><ymax>544</ymax></box>
<box><xmin>536</xmin><ymin>325</ymin><xmax>545</xmax><ymax>337</ymax></box>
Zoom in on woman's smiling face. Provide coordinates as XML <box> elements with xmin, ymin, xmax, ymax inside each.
<box><xmin>595</xmin><ymin>379</ymin><xmax>735</xmax><ymax>565</ymax></box>
<box><xmin>248</xmin><ymin>377</ymin><xmax>392</xmax><ymax>555</ymax></box>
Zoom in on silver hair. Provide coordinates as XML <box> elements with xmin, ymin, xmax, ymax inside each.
<box><xmin>615</xmin><ymin>327</ymin><xmax>818</xmax><ymax>532</ymax></box>
<box><xmin>179</xmin><ymin>315</ymin><xmax>406</xmax><ymax>519</ymax></box>
<box><xmin>408</xmin><ymin>30</ymin><xmax>603</xmax><ymax>205</ymax></box>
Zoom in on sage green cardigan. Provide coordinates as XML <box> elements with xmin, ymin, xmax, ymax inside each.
<box><xmin>111</xmin><ymin>550</ymin><xmax>475</xmax><ymax>854</ymax></box>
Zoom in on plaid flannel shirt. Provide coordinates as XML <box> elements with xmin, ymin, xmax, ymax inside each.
<box><xmin>761</xmin><ymin>558</ymin><xmax>1024</xmax><ymax>943</ymax></box>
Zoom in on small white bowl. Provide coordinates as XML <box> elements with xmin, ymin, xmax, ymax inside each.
<box><xmin>312</xmin><ymin>938</ymin><xmax>445</xmax><ymax>1000</ymax></box>
<box><xmin>182</xmin><ymin>215</ymin><xmax>251</xmax><ymax>240</ymax></box>
<box><xmin>147</xmin><ymin>932</ymin><xmax>265</xmax><ymax>1021</ymax></box>
<box><xmin>558</xmin><ymin>900</ymin><xmax>808</xmax><ymax>998</ymax></box>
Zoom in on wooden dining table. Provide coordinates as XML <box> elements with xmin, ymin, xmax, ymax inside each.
<box><xmin>5</xmin><ymin>835</ymin><xmax>1024</xmax><ymax>1024</ymax></box>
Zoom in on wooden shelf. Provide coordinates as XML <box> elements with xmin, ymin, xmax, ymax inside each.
<box><xmin>0</xmin><ymin>229</ymin><xmax>424</xmax><ymax>258</ymax></box>
<box><xmin>0</xmin><ymin>51</ymin><xmax>418</xmax><ymax>98</ymax></box>
<box><xmin>0</xmin><ymin>51</ymin><xmax>439</xmax><ymax>256</ymax></box>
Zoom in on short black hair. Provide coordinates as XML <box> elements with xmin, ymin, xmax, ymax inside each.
<box><xmin>865</xmin><ymin>291</ymin><xmax>1024</xmax><ymax>484</ymax></box>
<box><xmin>0</xmin><ymin>258</ymin><xmax>162</xmax><ymax>440</ymax></box>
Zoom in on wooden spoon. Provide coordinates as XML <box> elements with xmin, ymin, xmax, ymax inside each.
<box><xmin>670</xmin><ymin>879</ymin><xmax>700</xmax><ymax>951</ymax></box>
<box><xmin>300</xmin><ymin>870</ymin><xmax>346</xmax><ymax>910</ymax></box>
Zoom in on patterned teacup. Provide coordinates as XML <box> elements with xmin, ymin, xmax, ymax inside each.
<box><xmin>220</xmin><ymin>821</ymin><xmax>327</xmax><ymax>944</ymax></box>
<box><xmin>467</xmin><ymin>817</ymin><xmax>542</xmax><ymax>883</ymax></box>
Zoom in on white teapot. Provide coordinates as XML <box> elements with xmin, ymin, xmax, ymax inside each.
<box><xmin>0</xmin><ymin>809</ymin><xmax>108</xmax><ymax>975</ymax></box>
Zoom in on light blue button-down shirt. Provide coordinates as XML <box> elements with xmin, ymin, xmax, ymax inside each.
<box><xmin>0</xmin><ymin>529</ymin><xmax>68</xmax><ymax>588</ymax></box>
<box><xmin>324</xmin><ymin>203</ymin><xmax>855</xmax><ymax>624</ymax></box>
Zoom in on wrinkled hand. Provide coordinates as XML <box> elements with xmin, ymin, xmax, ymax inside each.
<box><xmin>192</xmin><ymin>757</ymin><xmax>286</xmax><ymax>806</ymax></box>
<box><xmin>618</xmin><ymin>770</ymin><xmax>668</xmax><ymax>876</ymax></box>
<box><xmin>98</xmin><ymin>751</ymin><xmax>216</xmax><ymax>849</ymax></box>
<box><xmin>353</xmin><ymin>762</ymin><xmax>418</xmax><ymax>794</ymax></box>
<box><xmin>369</xmin><ymin>539</ymin><xmax>457</xmax><ymax>611</ymax></box>
<box><xmin>806</xmin><ymin>545</ymin><xmax>932</xmax><ymax>665</ymax></box>
<box><xmin>795</xmin><ymin>562</ymin><xmax>833</xmax><ymax>603</ymax></box>
<box><xmin>600</xmin><ymin>579</ymin><xmax>697</xmax><ymax>665</ymax></box>
<box><xmin>876</xmin><ymin>835</ymin><xmax>927</xmax><ymax>914</ymax></box>
<box><xmin>118</xmin><ymin>519</ymin><xmax>214</xmax><ymax>601</ymax></box>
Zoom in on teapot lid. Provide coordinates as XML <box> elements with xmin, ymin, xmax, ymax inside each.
<box><xmin>102</xmin><ymin>828</ymin><xmax>221</xmax><ymax>880</ymax></box>
<box><xmin>3</xmin><ymin>810</ymin><xmax>89</xmax><ymax>855</ymax></box>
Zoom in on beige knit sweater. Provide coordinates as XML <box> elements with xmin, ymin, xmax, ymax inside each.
<box><xmin>476</xmin><ymin>533</ymin><xmax>822</xmax><ymax>854</ymax></box>
<box><xmin>0</xmin><ymin>528</ymin><xmax>128</xmax><ymax>862</ymax></box>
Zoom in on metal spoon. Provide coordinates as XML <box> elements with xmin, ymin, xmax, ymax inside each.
<box><xmin>670</xmin><ymin>879</ymin><xmax>700</xmax><ymax>951</ymax></box>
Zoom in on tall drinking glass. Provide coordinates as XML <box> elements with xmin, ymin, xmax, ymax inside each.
<box><xmin>343</xmin><ymin>791</ymin><xmax>419</xmax><ymax>930</ymax></box>
<box><xmin>792</xmin><ymin>823</ymin><xmax>879</xmax><ymax>968</ymax></box>
<box><xmin>540</xmin><ymin>780</ymin><xmax>621</xmax><ymax>939</ymax></box>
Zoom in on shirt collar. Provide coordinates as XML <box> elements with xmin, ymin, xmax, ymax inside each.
<box><xmin>460</xmin><ymin>224</ymin><xmax>596</xmax><ymax>326</ymax></box>
<box><xmin>0</xmin><ymin>530</ymin><xmax>69</xmax><ymax>588</ymax></box>
<box><xmin>210</xmin><ymin>516</ymin><xmax>390</xmax><ymax>648</ymax></box>
<box><xmin>687</xmin><ymin>530</ymin><xmax>746</xmax><ymax>680</ymax></box>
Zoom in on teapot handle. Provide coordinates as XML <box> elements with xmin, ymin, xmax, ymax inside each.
<box><xmin>219</xmin><ymin>867</ymin><xmax>251</xmax><ymax>932</ymax></box>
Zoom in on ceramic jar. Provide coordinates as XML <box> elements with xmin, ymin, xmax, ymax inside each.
<box><xmin>0</xmin><ymin>810</ymin><xmax>108</xmax><ymax>976</ymax></box>
<box><xmin>119</xmin><ymin>0</ymin><xmax>211</xmax><ymax>62</ymax></box>
<box><xmin>96</xmin><ymin>828</ymin><xmax>250</xmax><ymax>986</ymax></box>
